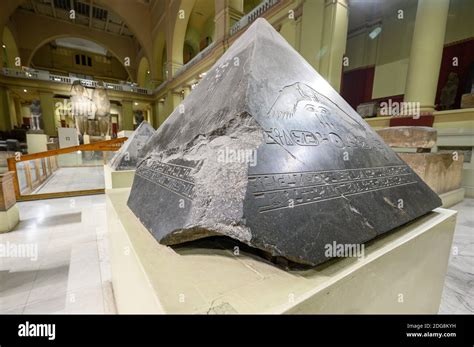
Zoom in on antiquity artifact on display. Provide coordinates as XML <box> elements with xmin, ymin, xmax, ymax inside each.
<box><xmin>109</xmin><ymin>121</ymin><xmax>155</xmax><ymax>170</ymax></box>
<box><xmin>29</xmin><ymin>99</ymin><xmax>42</xmax><ymax>131</ymax></box>
<box><xmin>70</xmin><ymin>80</ymin><xmax>112</xmax><ymax>139</ymax></box>
<box><xmin>127</xmin><ymin>19</ymin><xmax>441</xmax><ymax>266</ymax></box>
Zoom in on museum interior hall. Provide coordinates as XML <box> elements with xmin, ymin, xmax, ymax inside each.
<box><xmin>0</xmin><ymin>0</ymin><xmax>473</xmax><ymax>315</ymax></box>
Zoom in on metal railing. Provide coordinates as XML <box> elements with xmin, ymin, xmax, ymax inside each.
<box><xmin>153</xmin><ymin>0</ymin><xmax>282</xmax><ymax>94</ymax></box>
<box><xmin>1</xmin><ymin>67</ymin><xmax>153</xmax><ymax>96</ymax></box>
<box><xmin>173</xmin><ymin>42</ymin><xmax>217</xmax><ymax>79</ymax></box>
<box><xmin>229</xmin><ymin>0</ymin><xmax>281</xmax><ymax>36</ymax></box>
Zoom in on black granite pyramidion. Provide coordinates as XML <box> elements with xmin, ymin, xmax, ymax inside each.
<box><xmin>109</xmin><ymin>121</ymin><xmax>155</xmax><ymax>170</ymax></box>
<box><xmin>127</xmin><ymin>18</ymin><xmax>441</xmax><ymax>266</ymax></box>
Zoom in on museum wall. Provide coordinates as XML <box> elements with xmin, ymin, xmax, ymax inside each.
<box><xmin>341</xmin><ymin>0</ymin><xmax>474</xmax><ymax>109</ymax></box>
<box><xmin>0</xmin><ymin>86</ymin><xmax>12</xmax><ymax>131</ymax></box>
<box><xmin>31</xmin><ymin>45</ymin><xmax>130</xmax><ymax>82</ymax></box>
<box><xmin>1</xmin><ymin>26</ymin><xmax>20</xmax><ymax>70</ymax></box>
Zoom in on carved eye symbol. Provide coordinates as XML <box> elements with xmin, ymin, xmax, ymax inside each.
<box><xmin>317</xmin><ymin>106</ymin><xmax>330</xmax><ymax>116</ymax></box>
<box><xmin>304</xmin><ymin>104</ymin><xmax>317</xmax><ymax>113</ymax></box>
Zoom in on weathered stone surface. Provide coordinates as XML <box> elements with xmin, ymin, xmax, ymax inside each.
<box><xmin>109</xmin><ymin>121</ymin><xmax>155</xmax><ymax>170</ymax></box>
<box><xmin>399</xmin><ymin>152</ymin><xmax>464</xmax><ymax>194</ymax></box>
<box><xmin>127</xmin><ymin>19</ymin><xmax>441</xmax><ymax>266</ymax></box>
<box><xmin>377</xmin><ymin>126</ymin><xmax>437</xmax><ymax>149</ymax></box>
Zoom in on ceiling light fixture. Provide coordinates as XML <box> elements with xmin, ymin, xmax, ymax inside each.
<box><xmin>369</xmin><ymin>26</ymin><xmax>382</xmax><ymax>40</ymax></box>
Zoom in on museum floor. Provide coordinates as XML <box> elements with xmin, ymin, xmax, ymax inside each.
<box><xmin>1</xmin><ymin>195</ymin><xmax>472</xmax><ymax>314</ymax></box>
<box><xmin>31</xmin><ymin>166</ymin><xmax>105</xmax><ymax>195</ymax></box>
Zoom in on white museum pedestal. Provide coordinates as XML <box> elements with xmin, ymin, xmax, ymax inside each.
<box><xmin>26</xmin><ymin>133</ymin><xmax>48</xmax><ymax>154</ymax></box>
<box><xmin>106</xmin><ymin>188</ymin><xmax>457</xmax><ymax>314</ymax></box>
<box><xmin>58</xmin><ymin>127</ymin><xmax>79</xmax><ymax>148</ymax></box>
<box><xmin>440</xmin><ymin>187</ymin><xmax>465</xmax><ymax>208</ymax></box>
<box><xmin>117</xmin><ymin>130</ymin><xmax>134</xmax><ymax>138</ymax></box>
<box><xmin>104</xmin><ymin>164</ymin><xmax>135</xmax><ymax>189</ymax></box>
<box><xmin>0</xmin><ymin>205</ymin><xmax>19</xmax><ymax>233</ymax></box>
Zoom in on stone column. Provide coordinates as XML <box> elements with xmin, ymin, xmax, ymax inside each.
<box><xmin>14</xmin><ymin>97</ymin><xmax>22</xmax><ymax>126</ymax></box>
<box><xmin>299</xmin><ymin>0</ymin><xmax>324</xmax><ymax>71</ymax></box>
<box><xmin>168</xmin><ymin>61</ymin><xmax>183</xmax><ymax>79</ymax></box>
<box><xmin>404</xmin><ymin>0</ymin><xmax>450</xmax><ymax>114</ymax></box>
<box><xmin>0</xmin><ymin>172</ymin><xmax>19</xmax><ymax>233</ymax></box>
<box><xmin>150</xmin><ymin>102</ymin><xmax>158</xmax><ymax>128</ymax></box>
<box><xmin>183</xmin><ymin>86</ymin><xmax>191</xmax><ymax>99</ymax></box>
<box><xmin>318</xmin><ymin>0</ymin><xmax>349</xmax><ymax>92</ymax></box>
<box><xmin>39</xmin><ymin>91</ymin><xmax>56</xmax><ymax>136</ymax></box>
<box><xmin>157</xmin><ymin>99</ymin><xmax>165</xmax><ymax>126</ymax></box>
<box><xmin>215</xmin><ymin>0</ymin><xmax>244</xmax><ymax>42</ymax></box>
<box><xmin>121</xmin><ymin>99</ymin><xmax>134</xmax><ymax>130</ymax></box>
<box><xmin>0</xmin><ymin>86</ymin><xmax>12</xmax><ymax>131</ymax></box>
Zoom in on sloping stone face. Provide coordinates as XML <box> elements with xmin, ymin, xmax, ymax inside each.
<box><xmin>109</xmin><ymin>121</ymin><xmax>155</xmax><ymax>170</ymax></box>
<box><xmin>127</xmin><ymin>19</ymin><xmax>441</xmax><ymax>266</ymax></box>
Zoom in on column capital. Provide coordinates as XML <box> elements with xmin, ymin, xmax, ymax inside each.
<box><xmin>324</xmin><ymin>0</ymin><xmax>348</xmax><ymax>9</ymax></box>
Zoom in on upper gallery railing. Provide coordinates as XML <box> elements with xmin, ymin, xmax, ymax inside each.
<box><xmin>1</xmin><ymin>67</ymin><xmax>153</xmax><ymax>96</ymax></box>
<box><xmin>229</xmin><ymin>0</ymin><xmax>281</xmax><ymax>36</ymax></box>
<box><xmin>154</xmin><ymin>0</ymin><xmax>282</xmax><ymax>94</ymax></box>
<box><xmin>173</xmin><ymin>42</ymin><xmax>217</xmax><ymax>79</ymax></box>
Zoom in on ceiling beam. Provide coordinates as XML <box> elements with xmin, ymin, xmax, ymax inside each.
<box><xmin>30</xmin><ymin>0</ymin><xmax>37</xmax><ymax>14</ymax></box>
<box><xmin>69</xmin><ymin>0</ymin><xmax>75</xmax><ymax>22</ymax></box>
<box><xmin>104</xmin><ymin>11</ymin><xmax>110</xmax><ymax>31</ymax></box>
<box><xmin>89</xmin><ymin>0</ymin><xmax>93</xmax><ymax>27</ymax></box>
<box><xmin>50</xmin><ymin>0</ymin><xmax>57</xmax><ymax>18</ymax></box>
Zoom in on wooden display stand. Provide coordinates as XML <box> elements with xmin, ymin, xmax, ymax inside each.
<box><xmin>0</xmin><ymin>172</ymin><xmax>19</xmax><ymax>233</ymax></box>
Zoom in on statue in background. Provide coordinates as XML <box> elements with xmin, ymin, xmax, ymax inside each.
<box><xmin>29</xmin><ymin>99</ymin><xmax>42</xmax><ymax>131</ymax></box>
<box><xmin>92</xmin><ymin>81</ymin><xmax>111</xmax><ymax>137</ymax></box>
<box><xmin>439</xmin><ymin>72</ymin><xmax>459</xmax><ymax>110</ymax></box>
<box><xmin>134</xmin><ymin>110</ymin><xmax>144</xmax><ymax>127</ymax></box>
<box><xmin>70</xmin><ymin>80</ymin><xmax>92</xmax><ymax>137</ymax></box>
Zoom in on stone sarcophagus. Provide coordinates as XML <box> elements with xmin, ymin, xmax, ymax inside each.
<box><xmin>127</xmin><ymin>19</ymin><xmax>441</xmax><ymax>266</ymax></box>
<box><xmin>377</xmin><ymin>126</ymin><xmax>464</xmax><ymax>195</ymax></box>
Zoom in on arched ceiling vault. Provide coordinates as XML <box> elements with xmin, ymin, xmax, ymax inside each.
<box><xmin>0</xmin><ymin>0</ymin><xmax>155</xmax><ymax>81</ymax></box>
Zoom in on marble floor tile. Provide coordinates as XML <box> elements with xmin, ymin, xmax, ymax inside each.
<box><xmin>27</xmin><ymin>265</ymin><xmax>70</xmax><ymax>304</ymax></box>
<box><xmin>23</xmin><ymin>294</ymin><xmax>66</xmax><ymax>314</ymax></box>
<box><xmin>64</xmin><ymin>285</ymin><xmax>105</xmax><ymax>314</ymax></box>
<box><xmin>1</xmin><ymin>194</ymin><xmax>472</xmax><ymax>314</ymax></box>
<box><xmin>0</xmin><ymin>270</ymin><xmax>37</xmax><ymax>311</ymax></box>
<box><xmin>439</xmin><ymin>199</ymin><xmax>474</xmax><ymax>314</ymax></box>
<box><xmin>32</xmin><ymin>167</ymin><xmax>104</xmax><ymax>195</ymax></box>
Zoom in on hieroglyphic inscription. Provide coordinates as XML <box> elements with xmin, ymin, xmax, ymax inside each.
<box><xmin>264</xmin><ymin>128</ymin><xmax>385</xmax><ymax>151</ymax></box>
<box><xmin>248</xmin><ymin>165</ymin><xmax>417</xmax><ymax>213</ymax></box>
<box><xmin>136</xmin><ymin>161</ymin><xmax>195</xmax><ymax>200</ymax></box>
